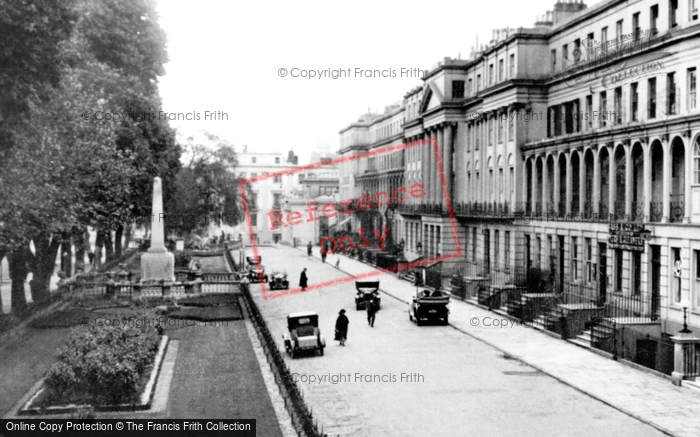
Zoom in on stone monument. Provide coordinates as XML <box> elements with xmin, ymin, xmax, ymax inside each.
<box><xmin>141</xmin><ymin>177</ymin><xmax>174</xmax><ymax>282</ymax></box>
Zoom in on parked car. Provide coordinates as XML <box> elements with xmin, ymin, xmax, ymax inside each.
<box><xmin>246</xmin><ymin>256</ymin><xmax>268</xmax><ymax>283</ymax></box>
<box><xmin>355</xmin><ymin>281</ymin><xmax>380</xmax><ymax>310</ymax></box>
<box><xmin>269</xmin><ymin>270</ymin><xmax>289</xmax><ymax>290</ymax></box>
<box><xmin>409</xmin><ymin>288</ymin><xmax>449</xmax><ymax>325</ymax></box>
<box><xmin>282</xmin><ymin>312</ymin><xmax>326</xmax><ymax>358</ymax></box>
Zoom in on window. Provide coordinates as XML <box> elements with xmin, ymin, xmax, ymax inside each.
<box><xmin>691</xmin><ymin>0</ymin><xmax>698</xmax><ymax>21</ymax></box>
<box><xmin>505</xmin><ymin>231</ymin><xmax>511</xmax><ymax>269</ymax></box>
<box><xmin>489</xmin><ymin>64</ymin><xmax>494</xmax><ymax>85</ymax></box>
<box><xmin>452</xmin><ymin>80</ymin><xmax>465</xmax><ymax>99</ymax></box>
<box><xmin>489</xmin><ymin>118</ymin><xmax>493</xmax><ymax>146</ymax></box>
<box><xmin>585</xmin><ymin>238</ymin><xmax>593</xmax><ymax>282</ymax></box>
<box><xmin>495</xmin><ymin>230</ymin><xmax>500</xmax><ymax>268</ymax></box>
<box><xmin>273</xmin><ymin>175</ymin><xmax>281</xmax><ymax>183</ymax></box>
<box><xmin>631</xmin><ymin>82</ymin><xmax>639</xmax><ymax>121</ymax></box>
<box><xmin>573</xmin><ymin>38</ymin><xmax>581</xmax><ymax>63</ymax></box>
<box><xmin>689</xmin><ymin>68</ymin><xmax>697</xmax><ymax>110</ymax></box>
<box><xmin>614</xmin><ymin>87</ymin><xmax>622</xmax><ymax>125</ymax></box>
<box><xmin>632</xmin><ymin>251</ymin><xmax>642</xmax><ymax>295</ymax></box>
<box><xmin>695</xmin><ymin>139</ymin><xmax>700</xmax><ymax>184</ymax></box>
<box><xmin>648</xmin><ymin>78</ymin><xmax>657</xmax><ymax>119</ymax></box>
<box><xmin>616</xmin><ymin>20</ymin><xmax>623</xmax><ymax>46</ymax></box>
<box><xmin>498</xmin><ymin>59</ymin><xmax>504</xmax><ymax>81</ymax></box>
<box><xmin>586</xmin><ymin>95</ymin><xmax>593</xmax><ymax>129</ymax></box>
<box><xmin>498</xmin><ymin>115</ymin><xmax>504</xmax><ymax>143</ymax></box>
<box><xmin>670</xmin><ymin>0</ymin><xmax>678</xmax><ymax>27</ymax></box>
<box><xmin>551</xmin><ymin>49</ymin><xmax>557</xmax><ymax>73</ymax></box>
<box><xmin>472</xmin><ymin>228</ymin><xmax>477</xmax><ymax>261</ymax></box>
<box><xmin>615</xmin><ymin>249</ymin><xmax>623</xmax><ymax>292</ymax></box>
<box><xmin>467</xmin><ymin>78</ymin><xmax>473</xmax><ymax>97</ymax></box>
<box><xmin>251</xmin><ymin>157</ymin><xmax>257</xmax><ymax>163</ymax></box>
<box><xmin>633</xmin><ymin>12</ymin><xmax>641</xmax><ymax>42</ymax></box>
<box><xmin>651</xmin><ymin>5</ymin><xmax>659</xmax><ymax>34</ymax></box>
<box><xmin>275</xmin><ymin>157</ymin><xmax>280</xmax><ymax>164</ymax></box>
<box><xmin>508</xmin><ymin>111</ymin><xmax>514</xmax><ymax>138</ymax></box>
<box><xmin>509</xmin><ymin>54</ymin><xmax>515</xmax><ymax>78</ymax></box>
<box><xmin>477</xmin><ymin>74</ymin><xmax>482</xmax><ymax>91</ymax></box>
<box><xmin>465</xmin><ymin>227</ymin><xmax>470</xmax><ymax>261</ymax></box>
<box><xmin>587</xmin><ymin>32</ymin><xmax>595</xmax><ymax>60</ymax></box>
<box><xmin>476</xmin><ymin>121</ymin><xmax>480</xmax><ymax>150</ymax></box>
<box><xmin>562</xmin><ymin>44</ymin><xmax>568</xmax><ymax>69</ymax></box>
<box><xmin>695</xmin><ymin>250</ymin><xmax>700</xmax><ymax>308</ymax></box>
<box><xmin>251</xmin><ymin>172</ymin><xmax>257</xmax><ymax>177</ymax></box>
<box><xmin>249</xmin><ymin>213</ymin><xmax>257</xmax><ymax>225</ymax></box>
<box><xmin>673</xmin><ymin>247</ymin><xmax>682</xmax><ymax>303</ymax></box>
<box><xmin>599</xmin><ymin>91</ymin><xmax>607</xmax><ymax>127</ymax></box>
<box><xmin>668</xmin><ymin>72</ymin><xmax>677</xmax><ymax>115</ymax></box>
<box><xmin>572</xmin><ymin>237</ymin><xmax>579</xmax><ymax>280</ymax></box>
<box><xmin>537</xmin><ymin>235</ymin><xmax>542</xmax><ymax>268</ymax></box>
<box><xmin>601</xmin><ymin>27</ymin><xmax>608</xmax><ymax>54</ymax></box>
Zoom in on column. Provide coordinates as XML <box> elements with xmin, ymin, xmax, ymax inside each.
<box><xmin>608</xmin><ymin>145</ymin><xmax>615</xmax><ymax>220</ymax></box>
<box><xmin>531</xmin><ymin>157</ymin><xmax>538</xmax><ymax>214</ymax></box>
<box><xmin>662</xmin><ymin>140</ymin><xmax>671</xmax><ymax>223</ymax></box>
<box><xmin>422</xmin><ymin>132</ymin><xmax>430</xmax><ymax>209</ymax></box>
<box><xmin>625</xmin><ymin>143</ymin><xmax>633</xmax><ymax>220</ymax></box>
<box><xmin>443</xmin><ymin>123</ymin><xmax>453</xmax><ymax>207</ymax></box>
<box><xmin>554</xmin><ymin>153</ymin><xmax>561</xmax><ymax>213</ymax></box>
<box><xmin>579</xmin><ymin>151</ymin><xmax>586</xmax><ymax>216</ymax></box>
<box><xmin>523</xmin><ymin>159</ymin><xmax>529</xmax><ymax>207</ymax></box>
<box><xmin>542</xmin><ymin>159</ymin><xmax>549</xmax><ymax>215</ymax></box>
<box><xmin>565</xmin><ymin>151</ymin><xmax>573</xmax><ymax>215</ymax></box>
<box><xmin>429</xmin><ymin>128</ymin><xmax>437</xmax><ymax>205</ymax></box>
<box><xmin>437</xmin><ymin>126</ymin><xmax>445</xmax><ymax>208</ymax></box>
<box><xmin>685</xmin><ymin>137</ymin><xmax>692</xmax><ymax>223</ymax></box>
<box><xmin>593</xmin><ymin>147</ymin><xmax>600</xmax><ymax>215</ymax></box>
<box><xmin>643</xmin><ymin>142</ymin><xmax>651</xmax><ymax>221</ymax></box>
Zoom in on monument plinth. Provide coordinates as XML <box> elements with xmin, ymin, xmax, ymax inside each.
<box><xmin>141</xmin><ymin>177</ymin><xmax>175</xmax><ymax>283</ymax></box>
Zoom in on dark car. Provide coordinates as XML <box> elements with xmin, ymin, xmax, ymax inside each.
<box><xmin>409</xmin><ymin>288</ymin><xmax>449</xmax><ymax>325</ymax></box>
<box><xmin>282</xmin><ymin>311</ymin><xmax>326</xmax><ymax>358</ymax></box>
<box><xmin>246</xmin><ymin>256</ymin><xmax>268</xmax><ymax>283</ymax></box>
<box><xmin>269</xmin><ymin>271</ymin><xmax>289</xmax><ymax>290</ymax></box>
<box><xmin>355</xmin><ymin>281</ymin><xmax>381</xmax><ymax>310</ymax></box>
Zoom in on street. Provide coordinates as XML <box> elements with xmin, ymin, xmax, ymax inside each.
<box><xmin>249</xmin><ymin>245</ymin><xmax>666</xmax><ymax>437</ymax></box>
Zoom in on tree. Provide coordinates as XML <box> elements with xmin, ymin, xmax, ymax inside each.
<box><xmin>165</xmin><ymin>133</ymin><xmax>244</xmax><ymax>237</ymax></box>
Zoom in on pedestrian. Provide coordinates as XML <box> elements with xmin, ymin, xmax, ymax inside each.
<box><xmin>321</xmin><ymin>250</ymin><xmax>327</xmax><ymax>263</ymax></box>
<box><xmin>299</xmin><ymin>268</ymin><xmax>308</xmax><ymax>291</ymax></box>
<box><xmin>335</xmin><ymin>309</ymin><xmax>349</xmax><ymax>346</ymax></box>
<box><xmin>335</xmin><ymin>258</ymin><xmax>340</xmax><ymax>269</ymax></box>
<box><xmin>366</xmin><ymin>297</ymin><xmax>378</xmax><ymax>327</ymax></box>
<box><xmin>307</xmin><ymin>241</ymin><xmax>313</xmax><ymax>256</ymax></box>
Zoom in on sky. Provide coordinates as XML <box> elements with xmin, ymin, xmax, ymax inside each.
<box><xmin>155</xmin><ymin>0</ymin><xmax>602</xmax><ymax>165</ymax></box>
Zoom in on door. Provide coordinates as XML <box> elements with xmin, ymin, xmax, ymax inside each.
<box><xmin>598</xmin><ymin>242</ymin><xmax>607</xmax><ymax>304</ymax></box>
<box><xmin>650</xmin><ymin>245</ymin><xmax>661</xmax><ymax>320</ymax></box>
<box><xmin>483</xmin><ymin>230</ymin><xmax>491</xmax><ymax>274</ymax></box>
<box><xmin>525</xmin><ymin>234</ymin><xmax>531</xmax><ymax>275</ymax></box>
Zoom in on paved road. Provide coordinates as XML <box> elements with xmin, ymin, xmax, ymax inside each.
<box><xmin>249</xmin><ymin>245</ymin><xmax>665</xmax><ymax>437</ymax></box>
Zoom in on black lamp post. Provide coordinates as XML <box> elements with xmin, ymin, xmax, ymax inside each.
<box><xmin>680</xmin><ymin>299</ymin><xmax>691</xmax><ymax>334</ymax></box>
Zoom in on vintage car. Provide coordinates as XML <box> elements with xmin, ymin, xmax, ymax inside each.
<box><xmin>246</xmin><ymin>256</ymin><xmax>268</xmax><ymax>283</ymax></box>
<box><xmin>269</xmin><ymin>271</ymin><xmax>289</xmax><ymax>290</ymax></box>
<box><xmin>282</xmin><ymin>311</ymin><xmax>325</xmax><ymax>358</ymax></box>
<box><xmin>355</xmin><ymin>281</ymin><xmax>381</xmax><ymax>310</ymax></box>
<box><xmin>409</xmin><ymin>288</ymin><xmax>450</xmax><ymax>325</ymax></box>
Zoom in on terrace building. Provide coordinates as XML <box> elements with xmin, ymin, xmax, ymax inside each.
<box><xmin>339</xmin><ymin>0</ymin><xmax>700</xmax><ymax>375</ymax></box>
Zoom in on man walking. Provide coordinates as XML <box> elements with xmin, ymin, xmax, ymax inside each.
<box><xmin>366</xmin><ymin>296</ymin><xmax>378</xmax><ymax>327</ymax></box>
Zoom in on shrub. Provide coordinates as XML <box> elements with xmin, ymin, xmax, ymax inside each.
<box><xmin>44</xmin><ymin>313</ymin><xmax>161</xmax><ymax>405</ymax></box>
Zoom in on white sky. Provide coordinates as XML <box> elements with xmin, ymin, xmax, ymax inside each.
<box><xmin>156</xmin><ymin>0</ymin><xmax>602</xmax><ymax>165</ymax></box>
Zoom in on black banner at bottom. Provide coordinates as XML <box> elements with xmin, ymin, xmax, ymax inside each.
<box><xmin>1</xmin><ymin>420</ymin><xmax>256</xmax><ymax>437</ymax></box>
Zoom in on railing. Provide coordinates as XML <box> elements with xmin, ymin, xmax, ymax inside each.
<box><xmin>239</xmin><ymin>284</ymin><xmax>324</xmax><ymax>437</ymax></box>
<box><xmin>670</xmin><ymin>194</ymin><xmax>685</xmax><ymax>223</ymax></box>
<box><xmin>68</xmin><ymin>280</ymin><xmax>240</xmax><ymax>299</ymax></box>
<box><xmin>649</xmin><ymin>201</ymin><xmax>663</xmax><ymax>222</ymax></box>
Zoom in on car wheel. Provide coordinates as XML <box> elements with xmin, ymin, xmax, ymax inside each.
<box><xmin>443</xmin><ymin>315</ymin><xmax>449</xmax><ymax>325</ymax></box>
<box><xmin>416</xmin><ymin>317</ymin><xmax>423</xmax><ymax>326</ymax></box>
<box><xmin>409</xmin><ymin>311</ymin><xmax>413</xmax><ymax>321</ymax></box>
<box><xmin>318</xmin><ymin>346</ymin><xmax>324</xmax><ymax>356</ymax></box>
<box><xmin>290</xmin><ymin>348</ymin><xmax>296</xmax><ymax>359</ymax></box>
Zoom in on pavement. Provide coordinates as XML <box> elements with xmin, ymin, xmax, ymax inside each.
<box><xmin>298</xmin><ymin>245</ymin><xmax>700</xmax><ymax>437</ymax></box>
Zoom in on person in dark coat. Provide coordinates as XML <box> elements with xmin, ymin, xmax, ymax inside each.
<box><xmin>307</xmin><ymin>241</ymin><xmax>313</xmax><ymax>256</ymax></box>
<box><xmin>366</xmin><ymin>297</ymin><xmax>378</xmax><ymax>327</ymax></box>
<box><xmin>299</xmin><ymin>268</ymin><xmax>308</xmax><ymax>291</ymax></box>
<box><xmin>335</xmin><ymin>309</ymin><xmax>349</xmax><ymax>346</ymax></box>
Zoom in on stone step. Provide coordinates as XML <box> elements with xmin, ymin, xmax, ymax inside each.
<box><xmin>577</xmin><ymin>330</ymin><xmax>593</xmax><ymax>343</ymax></box>
<box><xmin>569</xmin><ymin>337</ymin><xmax>592</xmax><ymax>349</ymax></box>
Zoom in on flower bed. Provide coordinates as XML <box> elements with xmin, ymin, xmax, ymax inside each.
<box><xmin>20</xmin><ymin>316</ymin><xmax>167</xmax><ymax>413</ymax></box>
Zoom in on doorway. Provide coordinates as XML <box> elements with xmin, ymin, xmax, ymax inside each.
<box><xmin>598</xmin><ymin>242</ymin><xmax>607</xmax><ymax>304</ymax></box>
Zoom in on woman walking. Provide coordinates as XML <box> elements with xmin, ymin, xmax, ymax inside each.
<box><xmin>335</xmin><ymin>309</ymin><xmax>349</xmax><ymax>346</ymax></box>
<box><xmin>299</xmin><ymin>268</ymin><xmax>308</xmax><ymax>291</ymax></box>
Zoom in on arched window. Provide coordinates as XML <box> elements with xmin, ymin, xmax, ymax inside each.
<box><xmin>695</xmin><ymin>137</ymin><xmax>700</xmax><ymax>184</ymax></box>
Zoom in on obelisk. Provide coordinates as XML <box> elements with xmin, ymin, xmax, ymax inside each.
<box><xmin>141</xmin><ymin>177</ymin><xmax>174</xmax><ymax>282</ymax></box>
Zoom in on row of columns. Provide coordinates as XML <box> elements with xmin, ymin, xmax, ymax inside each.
<box><xmin>406</xmin><ymin>122</ymin><xmax>455</xmax><ymax>209</ymax></box>
<box><xmin>524</xmin><ymin>136</ymin><xmax>691</xmax><ymax>223</ymax></box>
